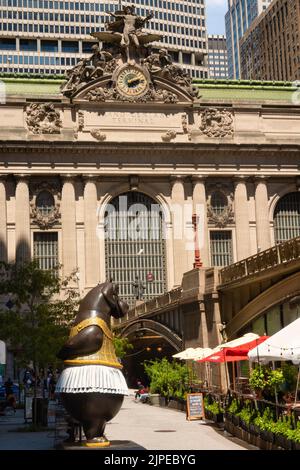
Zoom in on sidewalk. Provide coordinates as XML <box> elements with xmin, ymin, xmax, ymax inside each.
<box><xmin>0</xmin><ymin>401</ymin><xmax>56</xmax><ymax>450</ymax></box>
<box><xmin>0</xmin><ymin>393</ymin><xmax>252</xmax><ymax>450</ymax></box>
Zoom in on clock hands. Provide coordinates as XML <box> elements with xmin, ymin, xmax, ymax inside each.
<box><xmin>127</xmin><ymin>77</ymin><xmax>144</xmax><ymax>86</ymax></box>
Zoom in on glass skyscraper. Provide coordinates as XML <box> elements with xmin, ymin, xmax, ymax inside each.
<box><xmin>0</xmin><ymin>0</ymin><xmax>208</xmax><ymax>78</ymax></box>
<box><xmin>225</xmin><ymin>0</ymin><xmax>272</xmax><ymax>79</ymax></box>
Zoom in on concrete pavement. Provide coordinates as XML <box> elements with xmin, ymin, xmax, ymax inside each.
<box><xmin>106</xmin><ymin>393</ymin><xmax>247</xmax><ymax>450</ymax></box>
<box><xmin>0</xmin><ymin>392</ymin><xmax>251</xmax><ymax>450</ymax></box>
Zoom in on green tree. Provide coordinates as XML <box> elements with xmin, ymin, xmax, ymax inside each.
<box><xmin>113</xmin><ymin>335</ymin><xmax>133</xmax><ymax>359</ymax></box>
<box><xmin>0</xmin><ymin>260</ymin><xmax>79</xmax><ymax>423</ymax></box>
<box><xmin>143</xmin><ymin>358</ymin><xmax>191</xmax><ymax>401</ymax></box>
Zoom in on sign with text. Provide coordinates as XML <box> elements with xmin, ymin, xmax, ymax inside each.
<box><xmin>186</xmin><ymin>393</ymin><xmax>204</xmax><ymax>421</ymax></box>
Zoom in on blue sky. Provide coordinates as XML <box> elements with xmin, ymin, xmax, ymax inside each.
<box><xmin>206</xmin><ymin>0</ymin><xmax>228</xmax><ymax>35</ymax></box>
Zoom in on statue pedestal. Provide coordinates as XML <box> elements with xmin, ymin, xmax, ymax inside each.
<box><xmin>55</xmin><ymin>440</ymin><xmax>145</xmax><ymax>450</ymax></box>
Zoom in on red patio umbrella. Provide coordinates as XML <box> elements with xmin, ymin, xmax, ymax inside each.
<box><xmin>197</xmin><ymin>336</ymin><xmax>269</xmax><ymax>363</ymax></box>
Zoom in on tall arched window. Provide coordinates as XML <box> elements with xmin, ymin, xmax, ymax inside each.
<box><xmin>104</xmin><ymin>192</ymin><xmax>167</xmax><ymax>306</ymax></box>
<box><xmin>210</xmin><ymin>190</ymin><xmax>228</xmax><ymax>215</ymax></box>
<box><xmin>36</xmin><ymin>190</ymin><xmax>55</xmax><ymax>216</ymax></box>
<box><xmin>274</xmin><ymin>192</ymin><xmax>300</xmax><ymax>243</ymax></box>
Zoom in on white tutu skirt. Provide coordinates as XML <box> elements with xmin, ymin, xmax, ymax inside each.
<box><xmin>55</xmin><ymin>365</ymin><xmax>129</xmax><ymax>395</ymax></box>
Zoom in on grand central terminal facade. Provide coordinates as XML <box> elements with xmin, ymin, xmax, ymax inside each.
<box><xmin>0</xmin><ymin>9</ymin><xmax>300</xmax><ymax>379</ymax></box>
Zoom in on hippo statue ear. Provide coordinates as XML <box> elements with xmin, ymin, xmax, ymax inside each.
<box><xmin>101</xmin><ymin>282</ymin><xmax>116</xmax><ymax>304</ymax></box>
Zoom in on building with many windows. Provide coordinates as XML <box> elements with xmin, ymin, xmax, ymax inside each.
<box><xmin>240</xmin><ymin>0</ymin><xmax>300</xmax><ymax>81</ymax></box>
<box><xmin>0</xmin><ymin>15</ymin><xmax>300</xmax><ymax>380</ymax></box>
<box><xmin>0</xmin><ymin>0</ymin><xmax>209</xmax><ymax>78</ymax></box>
<box><xmin>225</xmin><ymin>0</ymin><xmax>272</xmax><ymax>79</ymax></box>
<box><xmin>207</xmin><ymin>35</ymin><xmax>228</xmax><ymax>79</ymax></box>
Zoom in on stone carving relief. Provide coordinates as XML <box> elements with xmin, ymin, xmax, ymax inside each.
<box><xmin>60</xmin><ymin>5</ymin><xmax>197</xmax><ymax>103</ymax></box>
<box><xmin>90</xmin><ymin>129</ymin><xmax>107</xmax><ymax>141</ymax></box>
<box><xmin>161</xmin><ymin>130</ymin><xmax>177</xmax><ymax>142</ymax></box>
<box><xmin>207</xmin><ymin>185</ymin><xmax>234</xmax><ymax>228</ymax></box>
<box><xmin>30</xmin><ymin>181</ymin><xmax>61</xmax><ymax>229</ymax></box>
<box><xmin>25</xmin><ymin>103</ymin><xmax>62</xmax><ymax>134</ymax></box>
<box><xmin>200</xmin><ymin>108</ymin><xmax>234</xmax><ymax>138</ymax></box>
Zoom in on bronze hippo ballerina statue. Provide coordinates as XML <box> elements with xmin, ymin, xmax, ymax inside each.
<box><xmin>55</xmin><ymin>281</ymin><xmax>129</xmax><ymax>447</ymax></box>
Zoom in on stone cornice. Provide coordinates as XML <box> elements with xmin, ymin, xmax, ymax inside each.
<box><xmin>0</xmin><ymin>140</ymin><xmax>299</xmax><ymax>155</ymax></box>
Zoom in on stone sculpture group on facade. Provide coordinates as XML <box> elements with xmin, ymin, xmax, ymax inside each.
<box><xmin>60</xmin><ymin>5</ymin><xmax>197</xmax><ymax>102</ymax></box>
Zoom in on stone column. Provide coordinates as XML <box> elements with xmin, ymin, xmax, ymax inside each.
<box><xmin>234</xmin><ymin>176</ymin><xmax>251</xmax><ymax>260</ymax></box>
<box><xmin>83</xmin><ymin>175</ymin><xmax>100</xmax><ymax>287</ymax></box>
<box><xmin>170</xmin><ymin>176</ymin><xmax>186</xmax><ymax>286</ymax></box>
<box><xmin>15</xmin><ymin>175</ymin><xmax>31</xmax><ymax>263</ymax></box>
<box><xmin>254</xmin><ymin>177</ymin><xmax>271</xmax><ymax>252</ymax></box>
<box><xmin>0</xmin><ymin>176</ymin><xmax>7</xmax><ymax>262</ymax></box>
<box><xmin>192</xmin><ymin>176</ymin><xmax>209</xmax><ymax>267</ymax></box>
<box><xmin>61</xmin><ymin>175</ymin><xmax>78</xmax><ymax>280</ymax></box>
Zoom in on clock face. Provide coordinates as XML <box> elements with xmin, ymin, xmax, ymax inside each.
<box><xmin>116</xmin><ymin>66</ymin><xmax>148</xmax><ymax>98</ymax></box>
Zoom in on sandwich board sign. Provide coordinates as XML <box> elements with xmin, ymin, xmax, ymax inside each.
<box><xmin>186</xmin><ymin>393</ymin><xmax>204</xmax><ymax>421</ymax></box>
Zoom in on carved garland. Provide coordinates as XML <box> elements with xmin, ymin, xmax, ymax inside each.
<box><xmin>86</xmin><ymin>84</ymin><xmax>179</xmax><ymax>104</ymax></box>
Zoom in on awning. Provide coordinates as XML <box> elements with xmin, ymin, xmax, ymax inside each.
<box><xmin>196</xmin><ymin>335</ymin><xmax>269</xmax><ymax>363</ymax></box>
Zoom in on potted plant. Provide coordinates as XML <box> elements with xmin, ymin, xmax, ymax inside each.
<box><xmin>204</xmin><ymin>396</ymin><xmax>224</xmax><ymax>422</ymax></box>
<box><xmin>226</xmin><ymin>398</ymin><xmax>240</xmax><ymax>426</ymax></box>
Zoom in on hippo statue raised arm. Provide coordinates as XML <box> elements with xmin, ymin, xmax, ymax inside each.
<box><xmin>55</xmin><ymin>281</ymin><xmax>129</xmax><ymax>448</ymax></box>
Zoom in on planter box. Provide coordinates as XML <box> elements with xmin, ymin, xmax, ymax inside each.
<box><xmin>149</xmin><ymin>394</ymin><xmax>160</xmax><ymax>406</ymax></box>
<box><xmin>212</xmin><ymin>412</ymin><xmax>224</xmax><ymax>424</ymax></box>
<box><xmin>204</xmin><ymin>409</ymin><xmax>213</xmax><ymax>420</ymax></box>
<box><xmin>249</xmin><ymin>424</ymin><xmax>260</xmax><ymax>436</ymax></box>
<box><xmin>239</xmin><ymin>419</ymin><xmax>249</xmax><ymax>432</ymax></box>
<box><xmin>292</xmin><ymin>441</ymin><xmax>300</xmax><ymax>451</ymax></box>
<box><xmin>260</xmin><ymin>430</ymin><xmax>274</xmax><ymax>444</ymax></box>
<box><xmin>275</xmin><ymin>434</ymin><xmax>293</xmax><ymax>450</ymax></box>
<box><xmin>225</xmin><ymin>412</ymin><xmax>233</xmax><ymax>423</ymax></box>
<box><xmin>232</xmin><ymin>415</ymin><xmax>240</xmax><ymax>427</ymax></box>
<box><xmin>168</xmin><ymin>399</ymin><xmax>185</xmax><ymax>412</ymax></box>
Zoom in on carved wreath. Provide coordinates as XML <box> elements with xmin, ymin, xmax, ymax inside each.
<box><xmin>207</xmin><ymin>189</ymin><xmax>234</xmax><ymax>228</ymax></box>
<box><xmin>30</xmin><ymin>181</ymin><xmax>61</xmax><ymax>229</ymax></box>
<box><xmin>200</xmin><ymin>108</ymin><xmax>233</xmax><ymax>138</ymax></box>
<box><xmin>31</xmin><ymin>206</ymin><xmax>61</xmax><ymax>229</ymax></box>
<box><xmin>207</xmin><ymin>205</ymin><xmax>234</xmax><ymax>228</ymax></box>
<box><xmin>26</xmin><ymin>103</ymin><xmax>62</xmax><ymax>135</ymax></box>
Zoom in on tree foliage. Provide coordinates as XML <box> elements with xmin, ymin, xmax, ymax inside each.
<box><xmin>0</xmin><ymin>261</ymin><xmax>79</xmax><ymax>372</ymax></box>
<box><xmin>143</xmin><ymin>358</ymin><xmax>192</xmax><ymax>400</ymax></box>
<box><xmin>113</xmin><ymin>335</ymin><xmax>133</xmax><ymax>359</ymax></box>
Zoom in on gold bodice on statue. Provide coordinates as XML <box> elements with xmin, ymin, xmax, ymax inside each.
<box><xmin>64</xmin><ymin>317</ymin><xmax>122</xmax><ymax>369</ymax></box>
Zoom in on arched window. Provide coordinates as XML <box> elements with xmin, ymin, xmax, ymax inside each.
<box><xmin>210</xmin><ymin>191</ymin><xmax>228</xmax><ymax>215</ymax></box>
<box><xmin>36</xmin><ymin>190</ymin><xmax>55</xmax><ymax>216</ymax></box>
<box><xmin>104</xmin><ymin>192</ymin><xmax>167</xmax><ymax>306</ymax></box>
<box><xmin>274</xmin><ymin>192</ymin><xmax>300</xmax><ymax>243</ymax></box>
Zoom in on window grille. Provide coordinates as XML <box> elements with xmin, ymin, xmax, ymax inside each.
<box><xmin>210</xmin><ymin>230</ymin><xmax>233</xmax><ymax>267</ymax></box>
<box><xmin>104</xmin><ymin>192</ymin><xmax>167</xmax><ymax>307</ymax></box>
<box><xmin>33</xmin><ymin>232</ymin><xmax>58</xmax><ymax>270</ymax></box>
<box><xmin>274</xmin><ymin>192</ymin><xmax>300</xmax><ymax>243</ymax></box>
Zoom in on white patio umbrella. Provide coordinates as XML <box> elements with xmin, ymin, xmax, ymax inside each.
<box><xmin>248</xmin><ymin>318</ymin><xmax>300</xmax><ymax>364</ymax></box>
<box><xmin>172</xmin><ymin>347</ymin><xmax>213</xmax><ymax>360</ymax></box>
<box><xmin>248</xmin><ymin>318</ymin><xmax>300</xmax><ymax>405</ymax></box>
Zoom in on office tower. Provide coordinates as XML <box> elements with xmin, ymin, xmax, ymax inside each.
<box><xmin>208</xmin><ymin>35</ymin><xmax>228</xmax><ymax>79</ymax></box>
<box><xmin>240</xmin><ymin>0</ymin><xmax>300</xmax><ymax>81</ymax></box>
<box><xmin>0</xmin><ymin>0</ymin><xmax>208</xmax><ymax>78</ymax></box>
<box><xmin>225</xmin><ymin>0</ymin><xmax>272</xmax><ymax>79</ymax></box>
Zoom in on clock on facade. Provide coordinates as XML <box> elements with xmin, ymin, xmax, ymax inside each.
<box><xmin>115</xmin><ymin>66</ymin><xmax>148</xmax><ymax>98</ymax></box>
